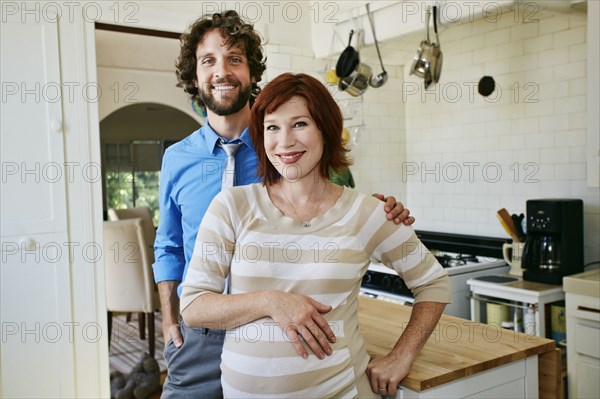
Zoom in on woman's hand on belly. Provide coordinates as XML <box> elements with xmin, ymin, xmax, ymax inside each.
<box><xmin>265</xmin><ymin>291</ymin><xmax>338</xmax><ymax>360</ymax></box>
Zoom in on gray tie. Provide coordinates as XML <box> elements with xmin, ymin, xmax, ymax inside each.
<box><xmin>219</xmin><ymin>140</ymin><xmax>242</xmax><ymax>188</ymax></box>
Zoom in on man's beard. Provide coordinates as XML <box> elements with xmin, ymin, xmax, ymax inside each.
<box><xmin>199</xmin><ymin>80</ymin><xmax>252</xmax><ymax>116</ymax></box>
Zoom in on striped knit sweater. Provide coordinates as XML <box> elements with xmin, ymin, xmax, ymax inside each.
<box><xmin>181</xmin><ymin>183</ymin><xmax>450</xmax><ymax>398</ymax></box>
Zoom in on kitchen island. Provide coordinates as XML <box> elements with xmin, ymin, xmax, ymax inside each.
<box><xmin>358</xmin><ymin>296</ymin><xmax>560</xmax><ymax>398</ymax></box>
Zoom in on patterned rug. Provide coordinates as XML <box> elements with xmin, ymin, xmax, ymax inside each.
<box><xmin>109</xmin><ymin>312</ymin><xmax>167</xmax><ymax>374</ymax></box>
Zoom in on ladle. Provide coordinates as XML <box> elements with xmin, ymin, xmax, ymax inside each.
<box><xmin>366</xmin><ymin>3</ymin><xmax>387</xmax><ymax>88</ymax></box>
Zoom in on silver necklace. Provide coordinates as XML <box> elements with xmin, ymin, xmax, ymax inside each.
<box><xmin>278</xmin><ymin>182</ymin><xmax>328</xmax><ymax>228</ymax></box>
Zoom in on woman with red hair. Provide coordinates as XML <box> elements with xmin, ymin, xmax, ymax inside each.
<box><xmin>181</xmin><ymin>73</ymin><xmax>450</xmax><ymax>398</ymax></box>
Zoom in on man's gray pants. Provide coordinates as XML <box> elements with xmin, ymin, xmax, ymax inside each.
<box><xmin>161</xmin><ymin>322</ymin><xmax>225</xmax><ymax>399</ymax></box>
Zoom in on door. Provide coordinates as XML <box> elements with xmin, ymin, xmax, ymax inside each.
<box><xmin>1</xmin><ymin>13</ymin><xmax>75</xmax><ymax>397</ymax></box>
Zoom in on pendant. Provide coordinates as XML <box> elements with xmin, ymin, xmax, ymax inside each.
<box><xmin>303</xmin><ymin>221</ymin><xmax>310</xmax><ymax>227</ymax></box>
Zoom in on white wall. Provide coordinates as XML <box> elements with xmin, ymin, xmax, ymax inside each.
<box><xmin>97</xmin><ymin>67</ymin><xmax>200</xmax><ymax>123</ymax></box>
<box><xmin>401</xmin><ymin>8</ymin><xmax>599</xmax><ymax>263</ymax></box>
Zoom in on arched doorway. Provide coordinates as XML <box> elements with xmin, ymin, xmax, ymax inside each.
<box><xmin>100</xmin><ymin>102</ymin><xmax>201</xmax><ymax>225</ymax></box>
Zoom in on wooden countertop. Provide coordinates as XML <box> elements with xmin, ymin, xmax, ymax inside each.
<box><xmin>358</xmin><ymin>296</ymin><xmax>557</xmax><ymax>392</ymax></box>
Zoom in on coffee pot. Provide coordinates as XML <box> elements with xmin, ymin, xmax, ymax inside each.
<box><xmin>522</xmin><ymin>199</ymin><xmax>583</xmax><ymax>285</ymax></box>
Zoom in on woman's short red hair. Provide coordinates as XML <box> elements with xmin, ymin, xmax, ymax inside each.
<box><xmin>250</xmin><ymin>73</ymin><xmax>351</xmax><ymax>185</ymax></box>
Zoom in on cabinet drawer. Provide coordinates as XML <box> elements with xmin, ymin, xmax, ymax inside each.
<box><xmin>575</xmin><ymin>323</ymin><xmax>600</xmax><ymax>359</ymax></box>
<box><xmin>576</xmin><ymin>360</ymin><xmax>600</xmax><ymax>398</ymax></box>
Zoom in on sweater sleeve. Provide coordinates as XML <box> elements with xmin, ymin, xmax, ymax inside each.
<box><xmin>180</xmin><ymin>190</ymin><xmax>236</xmax><ymax>312</ymax></box>
<box><xmin>358</xmin><ymin>196</ymin><xmax>451</xmax><ymax>304</ymax></box>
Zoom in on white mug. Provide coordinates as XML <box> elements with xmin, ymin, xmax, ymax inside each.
<box><xmin>503</xmin><ymin>242</ymin><xmax>525</xmax><ymax>276</ymax></box>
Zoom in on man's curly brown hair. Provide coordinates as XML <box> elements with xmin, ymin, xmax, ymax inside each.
<box><xmin>175</xmin><ymin>10</ymin><xmax>266</xmax><ymax>109</ymax></box>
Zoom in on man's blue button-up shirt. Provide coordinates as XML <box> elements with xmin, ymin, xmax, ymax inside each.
<box><xmin>152</xmin><ymin>123</ymin><xmax>260</xmax><ymax>296</ymax></box>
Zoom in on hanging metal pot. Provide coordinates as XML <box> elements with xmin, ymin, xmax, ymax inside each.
<box><xmin>339</xmin><ymin>62</ymin><xmax>373</xmax><ymax>97</ymax></box>
<box><xmin>410</xmin><ymin>6</ymin><xmax>443</xmax><ymax>89</ymax></box>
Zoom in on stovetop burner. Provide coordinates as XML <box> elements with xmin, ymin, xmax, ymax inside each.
<box><xmin>435</xmin><ymin>254</ymin><xmax>480</xmax><ymax>268</ymax></box>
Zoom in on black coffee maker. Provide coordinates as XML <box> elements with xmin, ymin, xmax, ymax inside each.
<box><xmin>522</xmin><ymin>199</ymin><xmax>584</xmax><ymax>285</ymax></box>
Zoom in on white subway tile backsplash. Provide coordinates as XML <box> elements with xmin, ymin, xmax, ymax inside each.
<box><xmin>561</xmin><ymin>129</ymin><xmax>586</xmax><ymax>147</ymax></box>
<box><xmin>524</xmin><ymin>34</ymin><xmax>555</xmax><ymax>54</ymax></box>
<box><xmin>511</xmin><ymin>116</ymin><xmax>539</xmax><ymax>134</ymax></box>
<box><xmin>568</xmin><ymin>147</ymin><xmax>586</xmax><ymax>163</ymax></box>
<box><xmin>539</xmin><ymin>47</ymin><xmax>567</xmax><ymax>66</ymax></box>
<box><xmin>445</xmin><ymin>21</ymin><xmax>472</xmax><ymax>41</ymax></box>
<box><xmin>568</xmin><ymin>43</ymin><xmax>588</xmax><ymax>63</ymax></box>
<box><xmin>527</xmin><ymin>162</ymin><xmax>553</xmax><ymax>182</ymax></box>
<box><xmin>555</xmin><ymin>61</ymin><xmax>586</xmax><ymax>82</ymax></box>
<box><xmin>541</xmin><ymin>148</ymin><xmax>570</xmax><ymax>164</ymax></box>
<box><xmin>516</xmin><ymin>182</ymin><xmax>542</xmax><ymax>197</ymax></box>
<box><xmin>538</xmin><ymin>81</ymin><xmax>569</xmax><ymax>100</ymax></box>
<box><xmin>483</xmin><ymin>59</ymin><xmax>510</xmax><ymax>78</ymax></box>
<box><xmin>485</xmin><ymin>28</ymin><xmax>511</xmax><ymax>47</ymax></box>
<box><xmin>444</xmin><ymin>207</ymin><xmax>466</xmax><ymax>222</ymax></box>
<box><xmin>539</xmin><ymin>16</ymin><xmax>569</xmax><ymax>35</ymax></box>
<box><xmin>276</xmin><ymin>44</ymin><xmax>303</xmax><ymax>56</ymax></box>
<box><xmin>568</xmin><ymin>78</ymin><xmax>587</xmax><ymax>97</ymax></box>
<box><xmin>497</xmin><ymin>40</ymin><xmax>525</xmax><ymax>59</ymax></box>
<box><xmin>539</xmin><ymin>115</ymin><xmax>567</xmax><ymax>135</ymax></box>
<box><xmin>554</xmin><ymin>26</ymin><xmax>586</xmax><ymax>48</ymax></box>
<box><xmin>511</xmin><ymin>22</ymin><xmax>539</xmax><ymax>41</ymax></box>
<box><xmin>477</xmin><ymin>46</ymin><xmax>498</xmax><ymax>63</ymax></box>
<box><xmin>553</xmin><ymin>95</ymin><xmax>586</xmax><ymax>114</ymax></box>
<box><xmin>266</xmin><ymin>52</ymin><xmax>291</xmax><ymax>69</ymax></box>
<box><xmin>526</xmin><ymin>132</ymin><xmax>555</xmax><ymax>148</ymax></box>
<box><xmin>291</xmin><ymin>55</ymin><xmax>316</xmax><ymax>71</ymax></box>
<box><xmin>539</xmin><ymin>180</ymin><xmax>571</xmax><ymax>196</ymax></box>
<box><xmin>520</xmin><ymin>99</ymin><xmax>554</xmax><ymax>117</ymax></box>
<box><xmin>555</xmin><ymin>163</ymin><xmax>586</xmax><ymax>180</ymax></box>
<box><xmin>568</xmin><ymin>180</ymin><xmax>589</xmax><ymax>198</ymax></box>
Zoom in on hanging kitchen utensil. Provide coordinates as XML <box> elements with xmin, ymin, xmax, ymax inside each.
<box><xmin>365</xmin><ymin>3</ymin><xmax>387</xmax><ymax>88</ymax></box>
<box><xmin>410</xmin><ymin>6</ymin><xmax>443</xmax><ymax>89</ymax></box>
<box><xmin>336</xmin><ymin>30</ymin><xmax>360</xmax><ymax>79</ymax></box>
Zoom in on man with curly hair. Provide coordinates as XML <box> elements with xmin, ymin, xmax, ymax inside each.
<box><xmin>153</xmin><ymin>10</ymin><xmax>413</xmax><ymax>398</ymax></box>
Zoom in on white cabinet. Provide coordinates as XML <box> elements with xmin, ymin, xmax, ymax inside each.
<box><xmin>0</xmin><ymin>14</ymin><xmax>67</xmax><ymax>237</ymax></box>
<box><xmin>393</xmin><ymin>357</ymin><xmax>539</xmax><ymax>399</ymax></box>
<box><xmin>564</xmin><ymin>290</ymin><xmax>600</xmax><ymax>399</ymax></box>
<box><xmin>0</xmin><ymin>13</ymin><xmax>74</xmax><ymax>398</ymax></box>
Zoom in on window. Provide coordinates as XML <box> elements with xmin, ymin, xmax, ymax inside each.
<box><xmin>103</xmin><ymin>141</ymin><xmax>164</xmax><ymax>226</ymax></box>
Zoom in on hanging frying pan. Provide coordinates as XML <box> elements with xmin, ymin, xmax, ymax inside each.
<box><xmin>336</xmin><ymin>30</ymin><xmax>360</xmax><ymax>78</ymax></box>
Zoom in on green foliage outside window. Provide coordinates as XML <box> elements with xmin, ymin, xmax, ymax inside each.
<box><xmin>106</xmin><ymin>170</ymin><xmax>160</xmax><ymax>227</ymax></box>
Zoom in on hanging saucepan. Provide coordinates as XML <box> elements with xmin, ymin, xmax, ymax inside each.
<box><xmin>339</xmin><ymin>62</ymin><xmax>373</xmax><ymax>97</ymax></box>
<box><xmin>336</xmin><ymin>30</ymin><xmax>359</xmax><ymax>78</ymax></box>
<box><xmin>410</xmin><ymin>6</ymin><xmax>443</xmax><ymax>89</ymax></box>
